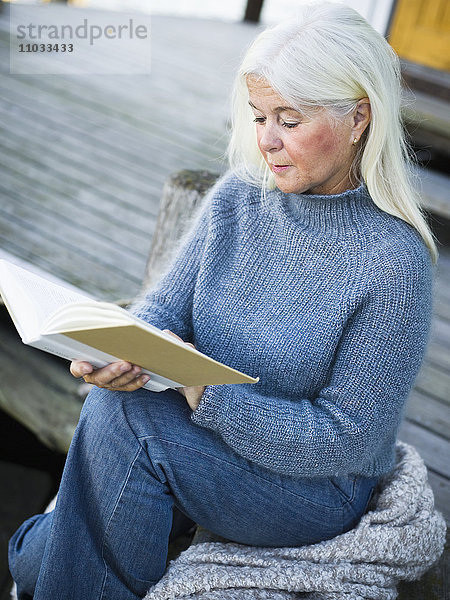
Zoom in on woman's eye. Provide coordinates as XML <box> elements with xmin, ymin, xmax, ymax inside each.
<box><xmin>252</xmin><ymin>117</ymin><xmax>299</xmax><ymax>128</ymax></box>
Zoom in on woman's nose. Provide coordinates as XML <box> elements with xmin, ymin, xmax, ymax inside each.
<box><xmin>259</xmin><ymin>126</ymin><xmax>283</xmax><ymax>153</ymax></box>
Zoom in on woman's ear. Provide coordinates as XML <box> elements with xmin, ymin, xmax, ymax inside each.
<box><xmin>352</xmin><ymin>98</ymin><xmax>371</xmax><ymax>141</ymax></box>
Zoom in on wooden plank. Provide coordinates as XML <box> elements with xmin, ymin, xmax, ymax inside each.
<box><xmin>432</xmin><ymin>248</ymin><xmax>450</xmax><ymax>322</ymax></box>
<box><xmin>433</xmin><ymin>282</ymin><xmax>450</xmax><ymax>311</ymax></box>
<box><xmin>398</xmin><ymin>420</ymin><xmax>450</xmax><ymax>478</ymax></box>
<box><xmin>426</xmin><ymin>322</ymin><xmax>450</xmax><ymax>369</ymax></box>
<box><xmin>0</xmin><ymin>214</ymin><xmax>143</xmax><ymax>301</ymax></box>
<box><xmin>401</xmin><ymin>58</ymin><xmax>450</xmax><ymax>102</ymax></box>
<box><xmin>405</xmin><ymin>389</ymin><xmax>450</xmax><ymax>440</ymax></box>
<box><xmin>0</xmin><ymin>8</ymin><xmax>256</xmax><ymax>301</ymax></box>
<box><xmin>0</xmin><ymin>138</ymin><xmax>158</xmax><ymax>218</ymax></box>
<box><xmin>0</xmin><ymin>46</ymin><xmax>224</xmax><ymax>164</ymax></box>
<box><xmin>0</xmin><ymin>313</ymin><xmax>82</xmax><ymax>453</ymax></box>
<box><xmin>0</xmin><ymin>65</ymin><xmax>225</xmax><ymax>154</ymax></box>
<box><xmin>436</xmin><ymin>259</ymin><xmax>450</xmax><ymax>285</ymax></box>
<box><xmin>419</xmin><ymin>335</ymin><xmax>449</xmax><ymax>368</ymax></box>
<box><xmin>0</xmin><ymin>192</ymin><xmax>146</xmax><ymax>276</ymax></box>
<box><xmin>437</xmin><ymin>245</ymin><xmax>450</xmax><ymax>265</ymax></box>
<box><xmin>415</xmin><ymin>167</ymin><xmax>450</xmax><ymax>219</ymax></box>
<box><xmin>0</xmin><ymin>97</ymin><xmax>162</xmax><ymax>189</ymax></box>
<box><xmin>403</xmin><ymin>91</ymin><xmax>450</xmax><ymax>138</ymax></box>
<box><xmin>0</xmin><ymin>152</ymin><xmax>159</xmax><ymax>237</ymax></box>
<box><xmin>0</xmin><ymin>134</ymin><xmax>160</xmax><ymax>216</ymax></box>
<box><xmin>0</xmin><ymin>116</ymin><xmax>165</xmax><ymax>202</ymax></box>
<box><xmin>434</xmin><ymin>277</ymin><xmax>450</xmax><ymax>299</ymax></box>
<box><xmin>434</xmin><ymin>274</ymin><xmax>450</xmax><ymax>303</ymax></box>
<box><xmin>1</xmin><ymin>12</ymin><xmax>243</xmax><ymax>91</ymax></box>
<box><xmin>414</xmin><ymin>361</ymin><xmax>450</xmax><ymax>405</ymax></box>
<box><xmin>0</xmin><ymin>82</ymin><xmax>215</xmax><ymax>178</ymax></box>
<box><xmin>402</xmin><ymin>88</ymin><xmax>450</xmax><ymax>156</ymax></box>
<box><xmin>433</xmin><ymin>279</ymin><xmax>450</xmax><ymax>312</ymax></box>
<box><xmin>432</xmin><ymin>298</ymin><xmax>450</xmax><ymax>324</ymax></box>
<box><xmin>0</xmin><ymin>174</ymin><xmax>152</xmax><ymax>257</ymax></box>
<box><xmin>417</xmin><ymin>359</ymin><xmax>450</xmax><ymax>405</ymax></box>
<box><xmin>0</xmin><ymin>9</ymin><xmax>252</xmax><ymax>156</ymax></box>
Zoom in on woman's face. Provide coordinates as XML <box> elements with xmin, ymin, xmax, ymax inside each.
<box><xmin>247</xmin><ymin>75</ymin><xmax>364</xmax><ymax>195</ymax></box>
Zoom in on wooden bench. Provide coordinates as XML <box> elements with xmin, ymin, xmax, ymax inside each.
<box><xmin>0</xmin><ymin>170</ymin><xmax>448</xmax><ymax>598</ymax></box>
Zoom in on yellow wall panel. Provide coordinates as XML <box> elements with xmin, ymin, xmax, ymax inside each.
<box><xmin>389</xmin><ymin>0</ymin><xmax>450</xmax><ymax>71</ymax></box>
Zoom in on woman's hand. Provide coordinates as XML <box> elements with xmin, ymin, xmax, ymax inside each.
<box><xmin>70</xmin><ymin>360</ymin><xmax>150</xmax><ymax>392</ymax></box>
<box><xmin>162</xmin><ymin>329</ymin><xmax>206</xmax><ymax>411</ymax></box>
<box><xmin>70</xmin><ymin>330</ymin><xmax>205</xmax><ymax>406</ymax></box>
<box><xmin>176</xmin><ymin>384</ymin><xmax>205</xmax><ymax>411</ymax></box>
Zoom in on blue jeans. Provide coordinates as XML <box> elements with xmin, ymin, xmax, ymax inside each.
<box><xmin>9</xmin><ymin>387</ymin><xmax>377</xmax><ymax>600</ymax></box>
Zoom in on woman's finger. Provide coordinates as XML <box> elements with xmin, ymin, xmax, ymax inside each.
<box><xmin>81</xmin><ymin>361</ymin><xmax>132</xmax><ymax>386</ymax></box>
<box><xmin>102</xmin><ymin>365</ymin><xmax>146</xmax><ymax>389</ymax></box>
<box><xmin>104</xmin><ymin>373</ymin><xmax>150</xmax><ymax>392</ymax></box>
<box><xmin>163</xmin><ymin>329</ymin><xmax>184</xmax><ymax>342</ymax></box>
<box><xmin>163</xmin><ymin>330</ymin><xmax>197</xmax><ymax>351</ymax></box>
<box><xmin>70</xmin><ymin>360</ymin><xmax>94</xmax><ymax>378</ymax></box>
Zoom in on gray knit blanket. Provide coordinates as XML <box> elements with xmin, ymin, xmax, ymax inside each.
<box><xmin>144</xmin><ymin>442</ymin><xmax>446</xmax><ymax>600</ymax></box>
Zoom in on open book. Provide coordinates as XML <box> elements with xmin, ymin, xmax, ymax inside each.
<box><xmin>0</xmin><ymin>260</ymin><xmax>258</xmax><ymax>392</ymax></box>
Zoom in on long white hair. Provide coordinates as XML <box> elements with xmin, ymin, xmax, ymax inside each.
<box><xmin>227</xmin><ymin>2</ymin><xmax>438</xmax><ymax>263</ymax></box>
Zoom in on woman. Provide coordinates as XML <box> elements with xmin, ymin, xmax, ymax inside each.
<box><xmin>9</xmin><ymin>3</ymin><xmax>437</xmax><ymax>599</ymax></box>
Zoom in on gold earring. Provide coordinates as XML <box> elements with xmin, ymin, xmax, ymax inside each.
<box><xmin>352</xmin><ymin>137</ymin><xmax>359</xmax><ymax>145</ymax></box>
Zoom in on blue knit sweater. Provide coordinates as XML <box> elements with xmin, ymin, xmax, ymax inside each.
<box><xmin>132</xmin><ymin>173</ymin><xmax>433</xmax><ymax>478</ymax></box>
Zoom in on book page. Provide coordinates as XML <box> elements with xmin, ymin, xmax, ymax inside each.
<box><xmin>42</xmin><ymin>300</ymin><xmax>190</xmax><ymax>350</ymax></box>
<box><xmin>0</xmin><ymin>263</ymin><xmax>38</xmax><ymax>340</ymax></box>
<box><xmin>0</xmin><ymin>260</ymin><xmax>92</xmax><ymax>332</ymax></box>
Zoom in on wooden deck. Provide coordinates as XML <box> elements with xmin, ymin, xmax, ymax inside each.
<box><xmin>0</xmin><ymin>3</ymin><xmax>448</xmax><ymax>597</ymax></box>
<box><xmin>0</xmin><ymin>2</ymin><xmax>258</xmax><ymax>301</ymax></box>
<box><xmin>0</xmin><ymin>3</ymin><xmax>449</xmax><ymax>298</ymax></box>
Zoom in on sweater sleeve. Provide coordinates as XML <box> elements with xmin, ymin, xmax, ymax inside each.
<box><xmin>191</xmin><ymin>244</ymin><xmax>434</xmax><ymax>477</ymax></box>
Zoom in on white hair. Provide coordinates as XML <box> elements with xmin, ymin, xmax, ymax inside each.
<box><xmin>227</xmin><ymin>1</ymin><xmax>438</xmax><ymax>263</ymax></box>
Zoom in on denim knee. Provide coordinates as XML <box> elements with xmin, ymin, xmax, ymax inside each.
<box><xmin>76</xmin><ymin>387</ymin><xmax>129</xmax><ymax>440</ymax></box>
<box><xmin>76</xmin><ymin>386</ymin><xmax>167</xmax><ymax>445</ymax></box>
<box><xmin>9</xmin><ymin>512</ymin><xmax>52</xmax><ymax>598</ymax></box>
<box><xmin>79</xmin><ymin>386</ymin><xmax>146</xmax><ymax>421</ymax></box>
<box><xmin>79</xmin><ymin>385</ymin><xmax>116</xmax><ymax>421</ymax></box>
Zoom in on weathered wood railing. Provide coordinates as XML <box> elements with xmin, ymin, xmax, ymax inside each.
<box><xmin>142</xmin><ymin>170</ymin><xmax>218</xmax><ymax>291</ymax></box>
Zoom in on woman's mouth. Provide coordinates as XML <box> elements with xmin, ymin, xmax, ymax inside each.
<box><xmin>271</xmin><ymin>165</ymin><xmax>292</xmax><ymax>173</ymax></box>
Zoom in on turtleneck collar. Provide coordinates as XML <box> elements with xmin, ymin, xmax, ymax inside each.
<box><xmin>272</xmin><ymin>183</ymin><xmax>380</xmax><ymax>231</ymax></box>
